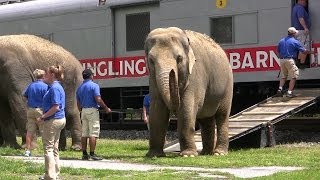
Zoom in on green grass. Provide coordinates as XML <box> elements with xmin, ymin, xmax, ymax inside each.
<box><xmin>1</xmin><ymin>138</ymin><xmax>320</xmax><ymax>179</ymax></box>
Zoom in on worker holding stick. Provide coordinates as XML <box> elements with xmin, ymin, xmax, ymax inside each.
<box><xmin>76</xmin><ymin>69</ymin><xmax>111</xmax><ymax>161</ymax></box>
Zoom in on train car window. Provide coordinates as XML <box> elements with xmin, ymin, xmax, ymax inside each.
<box><xmin>210</xmin><ymin>16</ymin><xmax>233</xmax><ymax>44</ymax></box>
<box><xmin>126</xmin><ymin>12</ymin><xmax>150</xmax><ymax>51</ymax></box>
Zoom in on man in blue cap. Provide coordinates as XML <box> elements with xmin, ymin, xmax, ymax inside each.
<box><xmin>277</xmin><ymin>27</ymin><xmax>310</xmax><ymax>98</ymax></box>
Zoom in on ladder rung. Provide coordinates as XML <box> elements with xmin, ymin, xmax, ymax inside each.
<box><xmin>259</xmin><ymin>103</ymin><xmax>303</xmax><ymax>107</ymax></box>
<box><xmin>242</xmin><ymin>112</ymin><xmax>283</xmax><ymax>115</ymax></box>
<box><xmin>230</xmin><ymin>119</ymin><xmax>270</xmax><ymax>122</ymax></box>
<box><xmin>229</xmin><ymin>125</ymin><xmax>253</xmax><ymax>129</ymax></box>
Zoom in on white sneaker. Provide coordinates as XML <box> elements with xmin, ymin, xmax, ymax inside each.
<box><xmin>24</xmin><ymin>150</ymin><xmax>31</xmax><ymax>157</ymax></box>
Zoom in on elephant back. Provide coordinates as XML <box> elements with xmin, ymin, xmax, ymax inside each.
<box><xmin>0</xmin><ymin>34</ymin><xmax>83</xmax><ymax>86</ymax></box>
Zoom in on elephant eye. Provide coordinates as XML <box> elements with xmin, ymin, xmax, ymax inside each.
<box><xmin>176</xmin><ymin>55</ymin><xmax>183</xmax><ymax>63</ymax></box>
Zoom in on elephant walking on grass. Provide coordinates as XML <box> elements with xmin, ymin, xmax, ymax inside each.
<box><xmin>0</xmin><ymin>34</ymin><xmax>82</xmax><ymax>150</ymax></box>
<box><xmin>144</xmin><ymin>27</ymin><xmax>233</xmax><ymax>157</ymax></box>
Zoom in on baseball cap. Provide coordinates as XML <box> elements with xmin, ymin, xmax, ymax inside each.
<box><xmin>82</xmin><ymin>69</ymin><xmax>93</xmax><ymax>79</ymax></box>
<box><xmin>288</xmin><ymin>27</ymin><xmax>298</xmax><ymax>34</ymax></box>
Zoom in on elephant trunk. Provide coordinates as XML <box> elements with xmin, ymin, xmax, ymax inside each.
<box><xmin>169</xmin><ymin>69</ymin><xmax>180</xmax><ymax>113</ymax></box>
<box><xmin>155</xmin><ymin>67</ymin><xmax>180</xmax><ymax>112</ymax></box>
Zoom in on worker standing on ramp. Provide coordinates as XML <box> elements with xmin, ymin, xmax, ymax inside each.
<box><xmin>277</xmin><ymin>27</ymin><xmax>308</xmax><ymax>98</ymax></box>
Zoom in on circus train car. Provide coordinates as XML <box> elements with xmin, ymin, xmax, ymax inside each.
<box><xmin>0</xmin><ymin>0</ymin><xmax>319</xmax><ymax>128</ymax></box>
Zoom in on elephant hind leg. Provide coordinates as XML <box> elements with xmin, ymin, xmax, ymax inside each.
<box><xmin>214</xmin><ymin>108</ymin><xmax>230</xmax><ymax>155</ymax></box>
<box><xmin>197</xmin><ymin>117</ymin><xmax>215</xmax><ymax>155</ymax></box>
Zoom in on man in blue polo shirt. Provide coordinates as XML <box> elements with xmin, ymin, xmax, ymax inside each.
<box><xmin>76</xmin><ymin>69</ymin><xmax>111</xmax><ymax>160</ymax></box>
<box><xmin>23</xmin><ymin>69</ymin><xmax>48</xmax><ymax>157</ymax></box>
<box><xmin>142</xmin><ymin>93</ymin><xmax>150</xmax><ymax>130</ymax></box>
<box><xmin>277</xmin><ymin>27</ymin><xmax>308</xmax><ymax>98</ymax></box>
<box><xmin>292</xmin><ymin>0</ymin><xmax>311</xmax><ymax>65</ymax></box>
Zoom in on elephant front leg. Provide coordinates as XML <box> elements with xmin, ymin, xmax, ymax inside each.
<box><xmin>0</xmin><ymin>122</ymin><xmax>21</xmax><ymax>149</ymax></box>
<box><xmin>178</xmin><ymin>101</ymin><xmax>198</xmax><ymax>157</ymax></box>
<box><xmin>198</xmin><ymin>117</ymin><xmax>215</xmax><ymax>155</ymax></box>
<box><xmin>0</xmin><ymin>102</ymin><xmax>21</xmax><ymax>149</ymax></box>
<box><xmin>146</xmin><ymin>100</ymin><xmax>169</xmax><ymax>157</ymax></box>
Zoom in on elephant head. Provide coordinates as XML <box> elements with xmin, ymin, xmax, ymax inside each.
<box><xmin>145</xmin><ymin>27</ymin><xmax>196</xmax><ymax>113</ymax></box>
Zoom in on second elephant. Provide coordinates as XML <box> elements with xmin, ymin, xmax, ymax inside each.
<box><xmin>144</xmin><ymin>27</ymin><xmax>233</xmax><ymax>157</ymax></box>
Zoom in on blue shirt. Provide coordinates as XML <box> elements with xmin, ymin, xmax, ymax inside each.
<box><xmin>291</xmin><ymin>4</ymin><xmax>311</xmax><ymax>30</ymax></box>
<box><xmin>76</xmin><ymin>80</ymin><xmax>101</xmax><ymax>108</ymax></box>
<box><xmin>277</xmin><ymin>36</ymin><xmax>305</xmax><ymax>59</ymax></box>
<box><xmin>143</xmin><ymin>94</ymin><xmax>150</xmax><ymax>115</ymax></box>
<box><xmin>42</xmin><ymin>81</ymin><xmax>65</xmax><ymax>120</ymax></box>
<box><xmin>23</xmin><ymin>80</ymin><xmax>48</xmax><ymax>108</ymax></box>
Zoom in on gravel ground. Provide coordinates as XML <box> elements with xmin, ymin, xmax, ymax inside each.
<box><xmin>95</xmin><ymin>130</ymin><xmax>320</xmax><ymax>145</ymax></box>
<box><xmin>98</xmin><ymin>130</ymin><xmax>178</xmax><ymax>141</ymax></box>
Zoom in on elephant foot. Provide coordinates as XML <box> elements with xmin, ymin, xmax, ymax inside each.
<box><xmin>214</xmin><ymin>148</ymin><xmax>228</xmax><ymax>156</ymax></box>
<box><xmin>146</xmin><ymin>149</ymin><xmax>166</xmax><ymax>158</ymax></box>
<box><xmin>71</xmin><ymin>144</ymin><xmax>82</xmax><ymax>151</ymax></box>
<box><xmin>200</xmin><ymin>149</ymin><xmax>214</xmax><ymax>155</ymax></box>
<box><xmin>179</xmin><ymin>149</ymin><xmax>198</xmax><ymax>157</ymax></box>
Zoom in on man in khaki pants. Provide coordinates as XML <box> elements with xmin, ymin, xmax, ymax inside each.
<box><xmin>23</xmin><ymin>69</ymin><xmax>48</xmax><ymax>157</ymax></box>
<box><xmin>277</xmin><ymin>27</ymin><xmax>309</xmax><ymax>97</ymax></box>
<box><xmin>76</xmin><ymin>69</ymin><xmax>111</xmax><ymax>160</ymax></box>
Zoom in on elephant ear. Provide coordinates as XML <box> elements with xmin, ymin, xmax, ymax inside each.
<box><xmin>187</xmin><ymin>41</ymin><xmax>196</xmax><ymax>75</ymax></box>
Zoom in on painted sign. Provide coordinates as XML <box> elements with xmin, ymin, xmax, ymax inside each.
<box><xmin>79</xmin><ymin>43</ymin><xmax>320</xmax><ymax>79</ymax></box>
<box><xmin>80</xmin><ymin>56</ymin><xmax>147</xmax><ymax>79</ymax></box>
<box><xmin>216</xmin><ymin>0</ymin><xmax>227</xmax><ymax>9</ymax></box>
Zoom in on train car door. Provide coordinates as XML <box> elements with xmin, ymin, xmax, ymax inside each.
<box><xmin>291</xmin><ymin>0</ymin><xmax>312</xmax><ymax>68</ymax></box>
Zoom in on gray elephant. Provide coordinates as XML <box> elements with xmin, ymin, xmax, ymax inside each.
<box><xmin>0</xmin><ymin>34</ymin><xmax>82</xmax><ymax>150</ymax></box>
<box><xmin>144</xmin><ymin>27</ymin><xmax>233</xmax><ymax>157</ymax></box>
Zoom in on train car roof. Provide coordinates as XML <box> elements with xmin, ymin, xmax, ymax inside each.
<box><xmin>0</xmin><ymin>0</ymin><xmax>159</xmax><ymax>22</ymax></box>
<box><xmin>108</xmin><ymin>0</ymin><xmax>159</xmax><ymax>8</ymax></box>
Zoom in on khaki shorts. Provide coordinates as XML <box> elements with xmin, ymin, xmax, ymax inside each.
<box><xmin>26</xmin><ymin>108</ymin><xmax>43</xmax><ymax>135</ymax></box>
<box><xmin>81</xmin><ymin>108</ymin><xmax>100</xmax><ymax>137</ymax></box>
<box><xmin>296</xmin><ymin>31</ymin><xmax>310</xmax><ymax>50</ymax></box>
<box><xmin>280</xmin><ymin>59</ymin><xmax>299</xmax><ymax>79</ymax></box>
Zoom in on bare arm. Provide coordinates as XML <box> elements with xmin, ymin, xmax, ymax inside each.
<box><xmin>77</xmin><ymin>101</ymin><xmax>81</xmax><ymax>112</ymax></box>
<box><xmin>143</xmin><ymin>106</ymin><xmax>148</xmax><ymax>124</ymax></box>
<box><xmin>298</xmin><ymin>17</ymin><xmax>309</xmax><ymax>33</ymax></box>
<box><xmin>36</xmin><ymin>104</ymin><xmax>60</xmax><ymax>124</ymax></box>
<box><xmin>95</xmin><ymin>96</ymin><xmax>111</xmax><ymax>113</ymax></box>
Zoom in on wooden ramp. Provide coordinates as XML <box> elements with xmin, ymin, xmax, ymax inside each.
<box><xmin>164</xmin><ymin>88</ymin><xmax>320</xmax><ymax>153</ymax></box>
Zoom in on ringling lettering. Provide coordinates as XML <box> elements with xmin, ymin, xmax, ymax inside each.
<box><xmin>79</xmin><ymin>44</ymin><xmax>320</xmax><ymax>79</ymax></box>
<box><xmin>80</xmin><ymin>56</ymin><xmax>148</xmax><ymax>79</ymax></box>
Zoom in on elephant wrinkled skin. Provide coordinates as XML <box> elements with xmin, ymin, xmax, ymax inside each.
<box><xmin>0</xmin><ymin>35</ymin><xmax>82</xmax><ymax>150</ymax></box>
<box><xmin>144</xmin><ymin>27</ymin><xmax>233</xmax><ymax>157</ymax></box>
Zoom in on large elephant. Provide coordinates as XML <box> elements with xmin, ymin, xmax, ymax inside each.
<box><xmin>144</xmin><ymin>27</ymin><xmax>233</xmax><ymax>157</ymax></box>
<box><xmin>0</xmin><ymin>34</ymin><xmax>82</xmax><ymax>150</ymax></box>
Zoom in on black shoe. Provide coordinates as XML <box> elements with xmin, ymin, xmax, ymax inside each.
<box><xmin>90</xmin><ymin>154</ymin><xmax>102</xmax><ymax>161</ymax></box>
<box><xmin>276</xmin><ymin>89</ymin><xmax>283</xmax><ymax>97</ymax></box>
<box><xmin>286</xmin><ymin>93</ymin><xmax>297</xmax><ymax>98</ymax></box>
<box><xmin>82</xmin><ymin>154</ymin><xmax>90</xmax><ymax>160</ymax></box>
<box><xmin>39</xmin><ymin>176</ymin><xmax>44</xmax><ymax>180</ymax></box>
